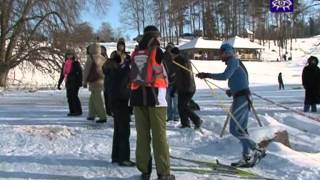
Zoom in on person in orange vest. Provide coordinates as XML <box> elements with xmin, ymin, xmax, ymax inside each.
<box><xmin>130</xmin><ymin>25</ymin><xmax>175</xmax><ymax>180</ymax></box>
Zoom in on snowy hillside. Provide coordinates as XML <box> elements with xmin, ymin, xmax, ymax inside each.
<box><xmin>6</xmin><ymin>35</ymin><xmax>320</xmax><ymax>89</ymax></box>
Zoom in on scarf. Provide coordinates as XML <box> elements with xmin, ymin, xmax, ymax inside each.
<box><xmin>63</xmin><ymin>58</ymin><xmax>73</xmax><ymax>80</ymax></box>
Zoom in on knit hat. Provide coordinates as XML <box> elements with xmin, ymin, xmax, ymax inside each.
<box><xmin>220</xmin><ymin>43</ymin><xmax>235</xmax><ymax>56</ymax></box>
<box><xmin>117</xmin><ymin>38</ymin><xmax>126</xmax><ymax>51</ymax></box>
<box><xmin>144</xmin><ymin>25</ymin><xmax>159</xmax><ymax>34</ymax></box>
<box><xmin>139</xmin><ymin>25</ymin><xmax>161</xmax><ymax>49</ymax></box>
<box><xmin>117</xmin><ymin>38</ymin><xmax>125</xmax><ymax>46</ymax></box>
<box><xmin>65</xmin><ymin>49</ymin><xmax>75</xmax><ymax>58</ymax></box>
<box><xmin>165</xmin><ymin>42</ymin><xmax>175</xmax><ymax>51</ymax></box>
<box><xmin>308</xmin><ymin>56</ymin><xmax>319</xmax><ymax>65</ymax></box>
<box><xmin>171</xmin><ymin>47</ymin><xmax>180</xmax><ymax>55</ymax></box>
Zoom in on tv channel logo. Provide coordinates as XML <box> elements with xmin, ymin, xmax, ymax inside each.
<box><xmin>270</xmin><ymin>0</ymin><xmax>294</xmax><ymax>13</ymax></box>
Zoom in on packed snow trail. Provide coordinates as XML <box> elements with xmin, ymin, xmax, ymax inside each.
<box><xmin>0</xmin><ymin>86</ymin><xmax>320</xmax><ymax>179</ymax></box>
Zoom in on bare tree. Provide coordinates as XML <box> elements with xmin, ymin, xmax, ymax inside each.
<box><xmin>0</xmin><ymin>0</ymin><xmax>110</xmax><ymax>87</ymax></box>
<box><xmin>120</xmin><ymin>0</ymin><xmax>154</xmax><ymax>36</ymax></box>
<box><xmin>53</xmin><ymin>22</ymin><xmax>95</xmax><ymax>49</ymax></box>
<box><xmin>96</xmin><ymin>22</ymin><xmax>114</xmax><ymax>42</ymax></box>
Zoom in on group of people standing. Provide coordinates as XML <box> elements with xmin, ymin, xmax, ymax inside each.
<box><xmin>58</xmin><ymin>38</ymin><xmax>135</xmax><ymax>167</ymax></box>
<box><xmin>57</xmin><ymin>26</ymin><xmax>184</xmax><ymax>180</ymax></box>
<box><xmin>56</xmin><ymin>24</ymin><xmax>320</xmax><ymax>179</ymax></box>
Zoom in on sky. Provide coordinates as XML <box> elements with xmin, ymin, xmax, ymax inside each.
<box><xmin>80</xmin><ymin>1</ymin><xmax>136</xmax><ymax>39</ymax></box>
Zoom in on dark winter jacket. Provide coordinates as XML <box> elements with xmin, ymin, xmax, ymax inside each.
<box><xmin>130</xmin><ymin>35</ymin><xmax>165</xmax><ymax>107</ymax></box>
<box><xmin>103</xmin><ymin>51</ymin><xmax>131</xmax><ymax>107</ymax></box>
<box><xmin>278</xmin><ymin>73</ymin><xmax>283</xmax><ymax>84</ymax></box>
<box><xmin>302</xmin><ymin>64</ymin><xmax>320</xmax><ymax>104</ymax></box>
<box><xmin>58</xmin><ymin>60</ymin><xmax>82</xmax><ymax>89</ymax></box>
<box><xmin>163</xmin><ymin>51</ymin><xmax>176</xmax><ymax>86</ymax></box>
<box><xmin>174</xmin><ymin>55</ymin><xmax>196</xmax><ymax>93</ymax></box>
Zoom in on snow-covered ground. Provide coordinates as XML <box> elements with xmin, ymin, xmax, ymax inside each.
<box><xmin>1</xmin><ymin>35</ymin><xmax>320</xmax><ymax>179</ymax></box>
<box><xmin>0</xmin><ymin>84</ymin><xmax>320</xmax><ymax>179</ymax></box>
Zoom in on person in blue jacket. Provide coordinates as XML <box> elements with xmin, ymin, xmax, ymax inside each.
<box><xmin>196</xmin><ymin>43</ymin><xmax>265</xmax><ymax>167</ymax></box>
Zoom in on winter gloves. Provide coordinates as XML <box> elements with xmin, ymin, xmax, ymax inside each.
<box><xmin>196</xmin><ymin>72</ymin><xmax>210</xmax><ymax>79</ymax></box>
<box><xmin>226</xmin><ymin>89</ymin><xmax>232</xmax><ymax>97</ymax></box>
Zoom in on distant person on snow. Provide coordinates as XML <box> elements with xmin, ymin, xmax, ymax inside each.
<box><xmin>171</xmin><ymin>47</ymin><xmax>202</xmax><ymax>129</ymax></box>
<box><xmin>103</xmin><ymin>38</ymin><xmax>135</xmax><ymax>166</ymax></box>
<box><xmin>278</xmin><ymin>72</ymin><xmax>285</xmax><ymax>90</ymax></box>
<box><xmin>57</xmin><ymin>49</ymin><xmax>83</xmax><ymax>116</ymax></box>
<box><xmin>196</xmin><ymin>43</ymin><xmax>266</xmax><ymax>167</ymax></box>
<box><xmin>83</xmin><ymin>42</ymin><xmax>107</xmax><ymax>123</ymax></box>
<box><xmin>302</xmin><ymin>56</ymin><xmax>320</xmax><ymax>112</ymax></box>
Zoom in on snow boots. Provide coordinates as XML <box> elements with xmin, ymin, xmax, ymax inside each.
<box><xmin>158</xmin><ymin>174</ymin><xmax>175</xmax><ymax>180</ymax></box>
<box><xmin>140</xmin><ymin>174</ymin><xmax>175</xmax><ymax>180</ymax></box>
<box><xmin>250</xmin><ymin>147</ymin><xmax>266</xmax><ymax>166</ymax></box>
<box><xmin>231</xmin><ymin>154</ymin><xmax>252</xmax><ymax>168</ymax></box>
<box><xmin>231</xmin><ymin>148</ymin><xmax>266</xmax><ymax>168</ymax></box>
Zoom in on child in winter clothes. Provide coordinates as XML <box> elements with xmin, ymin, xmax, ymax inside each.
<box><xmin>57</xmin><ymin>49</ymin><xmax>82</xmax><ymax>116</ymax></box>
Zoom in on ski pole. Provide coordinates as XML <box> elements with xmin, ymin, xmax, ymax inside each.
<box><xmin>220</xmin><ymin>113</ymin><xmax>230</xmax><ymax>137</ymax></box>
<box><xmin>251</xmin><ymin>92</ymin><xmax>320</xmax><ymax>123</ymax></box>
<box><xmin>249</xmin><ymin>102</ymin><xmax>263</xmax><ymax>127</ymax></box>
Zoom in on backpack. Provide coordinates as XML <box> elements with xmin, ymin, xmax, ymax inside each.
<box><xmin>86</xmin><ymin>54</ymin><xmax>100</xmax><ymax>82</ymax></box>
<box><xmin>130</xmin><ymin>49</ymin><xmax>150</xmax><ymax>85</ymax></box>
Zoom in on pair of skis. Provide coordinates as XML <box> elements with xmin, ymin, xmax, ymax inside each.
<box><xmin>170</xmin><ymin>155</ymin><xmax>274</xmax><ymax>180</ymax></box>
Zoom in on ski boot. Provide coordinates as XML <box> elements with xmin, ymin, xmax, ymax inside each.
<box><xmin>231</xmin><ymin>154</ymin><xmax>252</xmax><ymax>168</ymax></box>
<box><xmin>250</xmin><ymin>147</ymin><xmax>266</xmax><ymax>167</ymax></box>
<box><xmin>158</xmin><ymin>174</ymin><xmax>175</xmax><ymax>180</ymax></box>
<box><xmin>140</xmin><ymin>173</ymin><xmax>151</xmax><ymax>180</ymax></box>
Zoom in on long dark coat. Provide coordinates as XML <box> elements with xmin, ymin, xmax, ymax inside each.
<box><xmin>302</xmin><ymin>64</ymin><xmax>320</xmax><ymax>104</ymax></box>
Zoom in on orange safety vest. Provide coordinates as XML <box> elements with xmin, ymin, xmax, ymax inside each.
<box><xmin>130</xmin><ymin>48</ymin><xmax>167</xmax><ymax>90</ymax></box>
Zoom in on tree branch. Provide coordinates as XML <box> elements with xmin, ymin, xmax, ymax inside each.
<box><xmin>5</xmin><ymin>0</ymin><xmax>34</xmax><ymax>63</ymax></box>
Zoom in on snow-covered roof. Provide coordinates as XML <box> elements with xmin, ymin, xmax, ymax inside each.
<box><xmin>223</xmin><ymin>36</ymin><xmax>264</xmax><ymax>49</ymax></box>
<box><xmin>179</xmin><ymin>36</ymin><xmax>264</xmax><ymax>50</ymax></box>
<box><xmin>179</xmin><ymin>37</ymin><xmax>222</xmax><ymax>50</ymax></box>
<box><xmin>246</xmin><ymin>29</ymin><xmax>254</xmax><ymax>35</ymax></box>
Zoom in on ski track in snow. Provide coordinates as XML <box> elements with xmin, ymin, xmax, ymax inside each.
<box><xmin>0</xmin><ymin>86</ymin><xmax>319</xmax><ymax>180</ymax></box>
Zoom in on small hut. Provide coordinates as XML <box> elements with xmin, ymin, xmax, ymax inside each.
<box><xmin>179</xmin><ymin>37</ymin><xmax>221</xmax><ymax>60</ymax></box>
<box><xmin>223</xmin><ymin>36</ymin><xmax>264</xmax><ymax>61</ymax></box>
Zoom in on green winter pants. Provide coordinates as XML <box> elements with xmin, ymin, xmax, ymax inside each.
<box><xmin>134</xmin><ymin>106</ymin><xmax>171</xmax><ymax>175</ymax></box>
<box><xmin>88</xmin><ymin>89</ymin><xmax>106</xmax><ymax>119</ymax></box>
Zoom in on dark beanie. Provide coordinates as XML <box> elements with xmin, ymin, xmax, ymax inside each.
<box><xmin>308</xmin><ymin>56</ymin><xmax>319</xmax><ymax>65</ymax></box>
<box><xmin>118</xmin><ymin>37</ymin><xmax>125</xmax><ymax>45</ymax></box>
<box><xmin>165</xmin><ymin>42</ymin><xmax>175</xmax><ymax>51</ymax></box>
<box><xmin>144</xmin><ymin>25</ymin><xmax>159</xmax><ymax>33</ymax></box>
<box><xmin>117</xmin><ymin>38</ymin><xmax>125</xmax><ymax>51</ymax></box>
<box><xmin>139</xmin><ymin>25</ymin><xmax>161</xmax><ymax>49</ymax></box>
<box><xmin>171</xmin><ymin>47</ymin><xmax>180</xmax><ymax>55</ymax></box>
